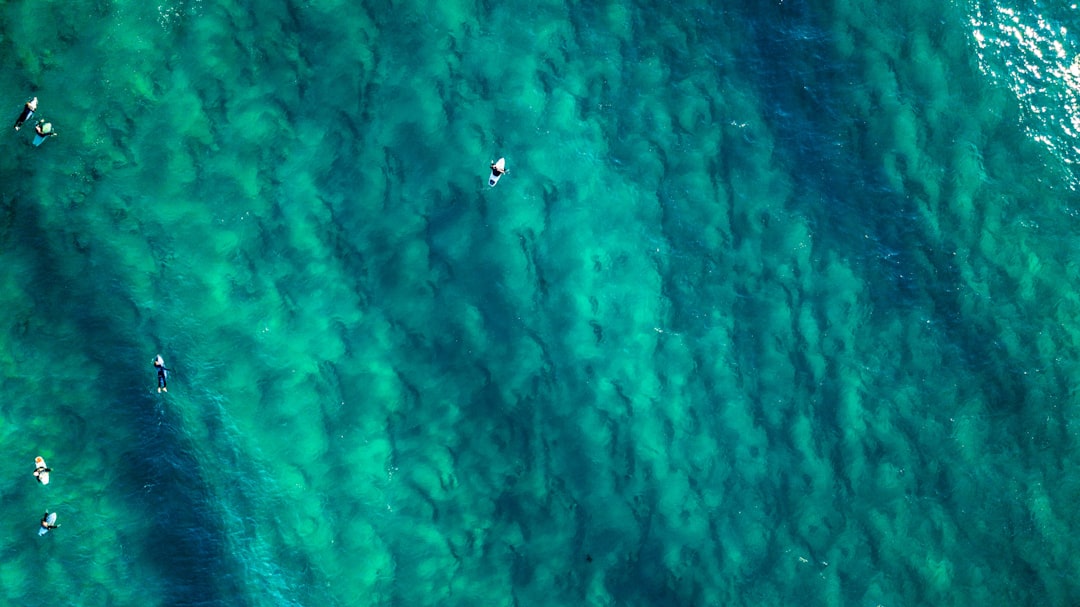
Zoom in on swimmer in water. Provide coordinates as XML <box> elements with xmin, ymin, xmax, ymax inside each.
<box><xmin>13</xmin><ymin>97</ymin><xmax>37</xmax><ymax>130</ymax></box>
<box><xmin>153</xmin><ymin>355</ymin><xmax>169</xmax><ymax>392</ymax></box>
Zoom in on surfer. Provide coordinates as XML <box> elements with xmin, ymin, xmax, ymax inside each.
<box><xmin>490</xmin><ymin>160</ymin><xmax>508</xmax><ymax>178</ymax></box>
<box><xmin>153</xmin><ymin>355</ymin><xmax>169</xmax><ymax>392</ymax></box>
<box><xmin>32</xmin><ymin>120</ymin><xmax>56</xmax><ymax>146</ymax></box>
<box><xmin>40</xmin><ymin>511</ymin><xmax>59</xmax><ymax>532</ymax></box>
<box><xmin>33</xmin><ymin>457</ymin><xmax>51</xmax><ymax>484</ymax></box>
<box><xmin>13</xmin><ymin>97</ymin><xmax>37</xmax><ymax>130</ymax></box>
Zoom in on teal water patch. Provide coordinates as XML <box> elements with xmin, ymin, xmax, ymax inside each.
<box><xmin>0</xmin><ymin>0</ymin><xmax>1078</xmax><ymax>605</ymax></box>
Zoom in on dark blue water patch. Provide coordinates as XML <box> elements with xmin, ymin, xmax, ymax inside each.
<box><xmin>731</xmin><ymin>1</ymin><xmax>1044</xmax><ymax>364</ymax></box>
<box><xmin>722</xmin><ymin>3</ymin><xmax>949</xmax><ymax>295</ymax></box>
<box><xmin>679</xmin><ymin>3</ymin><xmax>1080</xmax><ymax>603</ymax></box>
<box><xmin>5</xmin><ymin>199</ymin><xmax>272</xmax><ymax>606</ymax></box>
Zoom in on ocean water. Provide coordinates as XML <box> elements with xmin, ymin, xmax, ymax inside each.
<box><xmin>0</xmin><ymin>0</ymin><xmax>1077</xmax><ymax>604</ymax></box>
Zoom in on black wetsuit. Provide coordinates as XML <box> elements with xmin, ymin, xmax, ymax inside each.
<box><xmin>155</xmin><ymin>364</ymin><xmax>168</xmax><ymax>389</ymax></box>
<box><xmin>13</xmin><ymin>103</ymin><xmax>34</xmax><ymax>130</ymax></box>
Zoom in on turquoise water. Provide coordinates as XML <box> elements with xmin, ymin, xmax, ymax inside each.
<box><xmin>0</xmin><ymin>0</ymin><xmax>1078</xmax><ymax>604</ymax></box>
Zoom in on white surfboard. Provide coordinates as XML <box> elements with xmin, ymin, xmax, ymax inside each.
<box><xmin>38</xmin><ymin>511</ymin><xmax>57</xmax><ymax>536</ymax></box>
<box><xmin>488</xmin><ymin>158</ymin><xmax>505</xmax><ymax>187</ymax></box>
<box><xmin>34</xmin><ymin>456</ymin><xmax>49</xmax><ymax>485</ymax></box>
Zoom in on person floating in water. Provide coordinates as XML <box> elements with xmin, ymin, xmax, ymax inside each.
<box><xmin>490</xmin><ymin>160</ymin><xmax>508</xmax><ymax>178</ymax></box>
<box><xmin>33</xmin><ymin>456</ymin><xmax>51</xmax><ymax>484</ymax></box>
<box><xmin>13</xmin><ymin>97</ymin><xmax>37</xmax><ymax>130</ymax></box>
<box><xmin>40</xmin><ymin>511</ymin><xmax>59</xmax><ymax>532</ymax></box>
<box><xmin>32</xmin><ymin>119</ymin><xmax>56</xmax><ymax>147</ymax></box>
<box><xmin>153</xmin><ymin>355</ymin><xmax>169</xmax><ymax>392</ymax></box>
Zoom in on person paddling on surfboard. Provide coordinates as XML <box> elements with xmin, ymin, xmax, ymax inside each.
<box><xmin>32</xmin><ymin>119</ymin><xmax>57</xmax><ymax>146</ymax></box>
<box><xmin>33</xmin><ymin>456</ymin><xmax>51</xmax><ymax>485</ymax></box>
<box><xmin>40</xmin><ymin>511</ymin><xmax>59</xmax><ymax>533</ymax></box>
<box><xmin>490</xmin><ymin>160</ymin><xmax>508</xmax><ymax>178</ymax></box>
<box><xmin>153</xmin><ymin>355</ymin><xmax>169</xmax><ymax>392</ymax></box>
<box><xmin>13</xmin><ymin>97</ymin><xmax>37</xmax><ymax>130</ymax></box>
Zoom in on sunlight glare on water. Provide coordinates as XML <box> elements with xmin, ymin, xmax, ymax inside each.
<box><xmin>970</xmin><ymin>1</ymin><xmax>1080</xmax><ymax>175</ymax></box>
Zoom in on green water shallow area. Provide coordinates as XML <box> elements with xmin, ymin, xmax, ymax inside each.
<box><xmin>0</xmin><ymin>0</ymin><xmax>1077</xmax><ymax>604</ymax></box>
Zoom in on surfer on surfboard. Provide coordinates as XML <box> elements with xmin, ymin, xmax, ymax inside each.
<box><xmin>39</xmin><ymin>511</ymin><xmax>59</xmax><ymax>535</ymax></box>
<box><xmin>153</xmin><ymin>355</ymin><xmax>169</xmax><ymax>392</ymax></box>
<box><xmin>33</xmin><ymin>456</ymin><xmax>51</xmax><ymax>485</ymax></box>
<box><xmin>13</xmin><ymin>97</ymin><xmax>37</xmax><ymax>130</ymax></box>
<box><xmin>489</xmin><ymin>158</ymin><xmax>508</xmax><ymax>187</ymax></box>
<box><xmin>32</xmin><ymin>119</ymin><xmax>57</xmax><ymax>146</ymax></box>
